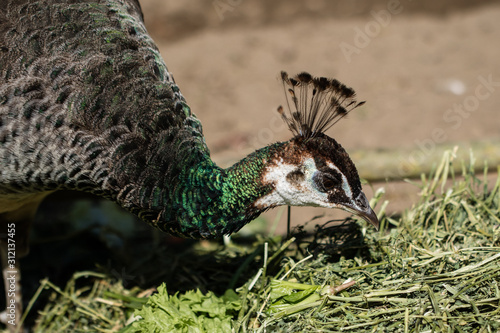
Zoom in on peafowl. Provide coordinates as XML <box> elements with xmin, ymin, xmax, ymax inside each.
<box><xmin>0</xmin><ymin>0</ymin><xmax>378</xmax><ymax>329</ymax></box>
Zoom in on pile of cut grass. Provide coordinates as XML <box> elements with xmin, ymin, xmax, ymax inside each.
<box><xmin>23</xmin><ymin>150</ymin><xmax>500</xmax><ymax>332</ymax></box>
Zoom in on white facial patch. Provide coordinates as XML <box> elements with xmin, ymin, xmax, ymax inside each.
<box><xmin>326</xmin><ymin>161</ymin><xmax>353</xmax><ymax>199</ymax></box>
<box><xmin>254</xmin><ymin>157</ymin><xmax>352</xmax><ymax>209</ymax></box>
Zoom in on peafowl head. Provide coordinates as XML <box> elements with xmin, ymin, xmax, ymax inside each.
<box><xmin>254</xmin><ymin>72</ymin><xmax>379</xmax><ymax>229</ymax></box>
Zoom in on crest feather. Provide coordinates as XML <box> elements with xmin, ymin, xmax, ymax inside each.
<box><xmin>277</xmin><ymin>71</ymin><xmax>365</xmax><ymax>139</ymax></box>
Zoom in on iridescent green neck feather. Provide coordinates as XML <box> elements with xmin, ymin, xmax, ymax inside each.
<box><xmin>149</xmin><ymin>142</ymin><xmax>286</xmax><ymax>239</ymax></box>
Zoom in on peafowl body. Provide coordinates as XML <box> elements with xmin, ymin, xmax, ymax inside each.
<box><xmin>0</xmin><ymin>0</ymin><xmax>378</xmax><ymax>242</ymax></box>
<box><xmin>0</xmin><ymin>0</ymin><xmax>378</xmax><ymax>328</ymax></box>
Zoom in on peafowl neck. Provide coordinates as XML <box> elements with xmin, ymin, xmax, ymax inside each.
<box><xmin>137</xmin><ymin>140</ymin><xmax>287</xmax><ymax>239</ymax></box>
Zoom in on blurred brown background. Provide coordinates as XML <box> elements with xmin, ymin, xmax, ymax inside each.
<box><xmin>138</xmin><ymin>0</ymin><xmax>500</xmax><ymax>228</ymax></box>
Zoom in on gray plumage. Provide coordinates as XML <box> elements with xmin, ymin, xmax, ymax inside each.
<box><xmin>1</xmin><ymin>0</ymin><xmax>211</xmax><ymax>233</ymax></box>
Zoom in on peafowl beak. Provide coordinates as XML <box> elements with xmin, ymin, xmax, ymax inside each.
<box><xmin>343</xmin><ymin>192</ymin><xmax>379</xmax><ymax>231</ymax></box>
<box><xmin>357</xmin><ymin>204</ymin><xmax>379</xmax><ymax>231</ymax></box>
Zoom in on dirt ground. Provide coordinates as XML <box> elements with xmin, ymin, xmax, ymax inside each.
<box><xmin>137</xmin><ymin>0</ymin><xmax>500</xmax><ymax>230</ymax></box>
